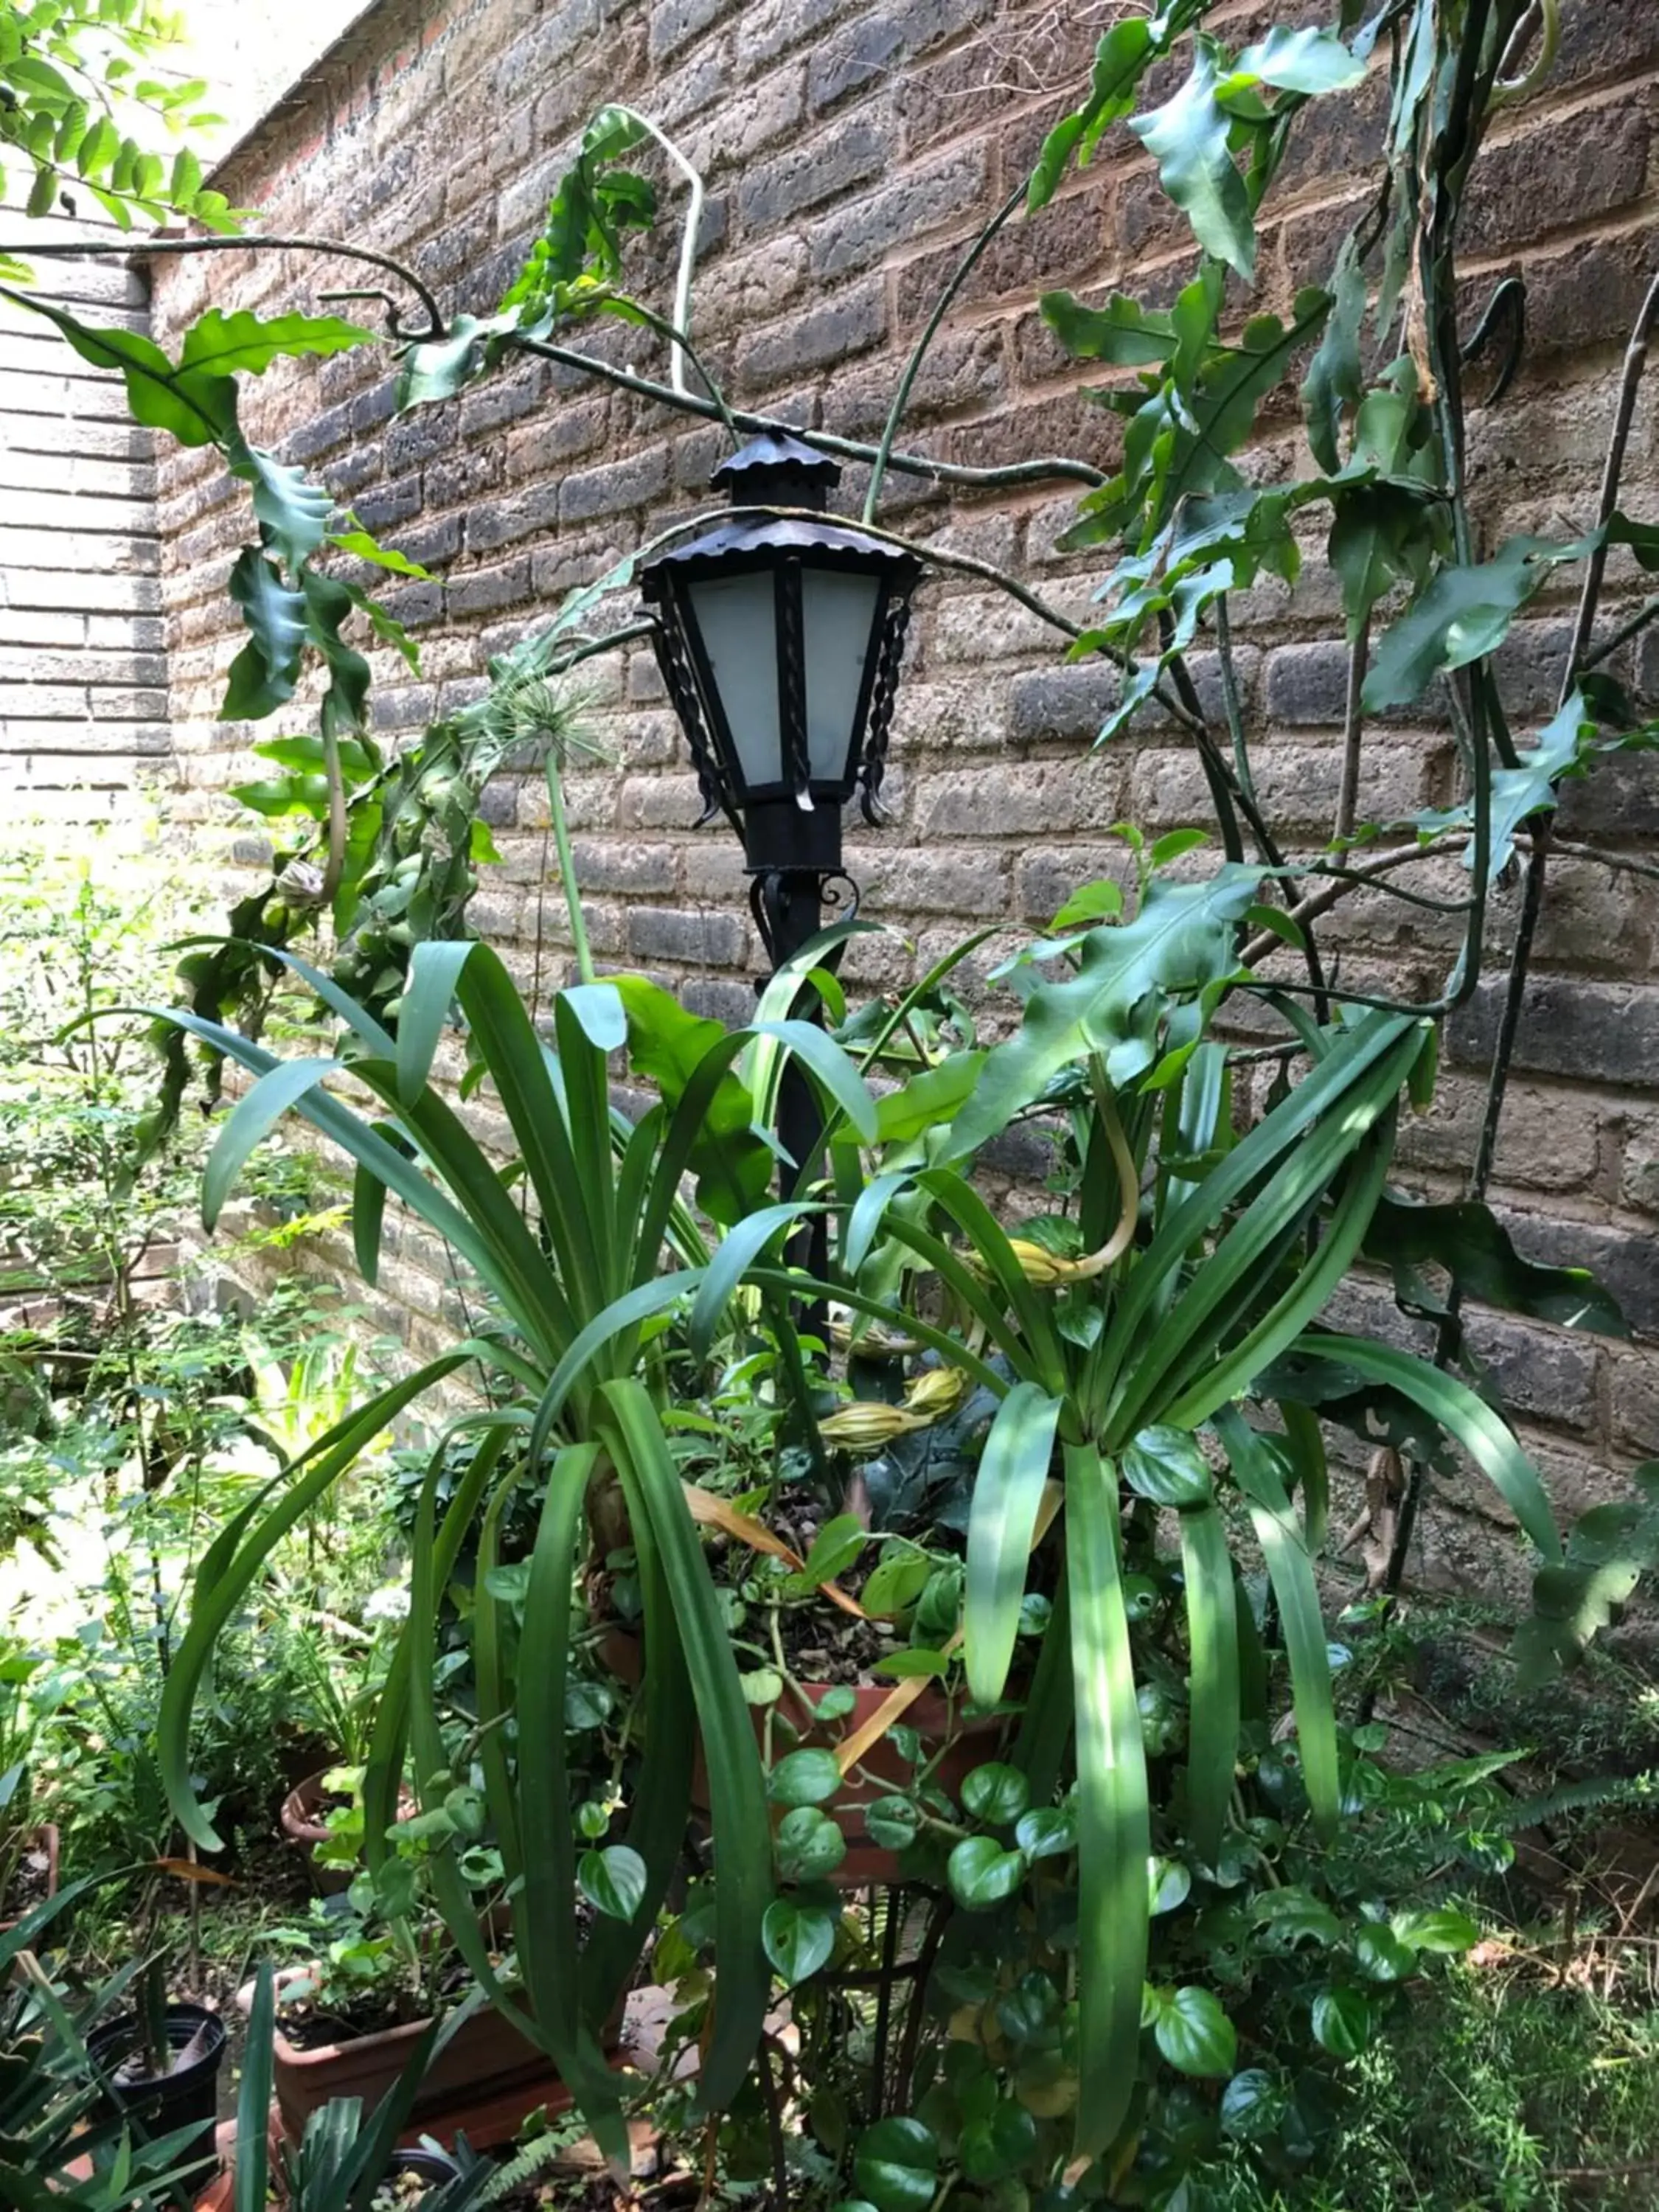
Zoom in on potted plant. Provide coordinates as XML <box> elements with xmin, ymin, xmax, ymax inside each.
<box><xmin>279</xmin><ymin>1617</ymin><xmax>411</xmax><ymax>1894</ymax></box>
<box><xmin>232</xmin><ymin>1965</ymin><xmax>498</xmax><ymax>2209</ymax></box>
<box><xmin>249</xmin><ymin>1823</ymin><xmax>622</xmax><ymax>2146</ymax></box>
<box><xmin>0</xmin><ymin>1881</ymin><xmax>213</xmax><ymax>2212</ymax></box>
<box><xmin>86</xmin><ymin>1961</ymin><xmax>229</xmax><ymax>2196</ymax></box>
<box><xmin>0</xmin><ymin>1633</ymin><xmax>66</xmax><ymax>1932</ymax></box>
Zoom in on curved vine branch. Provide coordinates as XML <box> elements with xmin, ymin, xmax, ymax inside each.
<box><xmin>0</xmin><ymin>233</ymin><xmax>446</xmax><ymax>339</ymax></box>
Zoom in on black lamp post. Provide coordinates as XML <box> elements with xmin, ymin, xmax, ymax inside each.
<box><xmin>640</xmin><ymin>434</ymin><xmax>922</xmax><ymax>1252</ymax></box>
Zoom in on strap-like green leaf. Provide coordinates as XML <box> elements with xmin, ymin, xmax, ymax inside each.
<box><xmin>234</xmin><ymin>1966</ymin><xmax>276</xmax><ymax>2212</ymax></box>
<box><xmin>159</xmin><ymin>1354</ymin><xmax>472</xmax><ymax>1848</ymax></box>
<box><xmin>1291</xmin><ymin>1335</ymin><xmax>1560</xmax><ymax>1559</ymax></box>
<box><xmin>753</xmin><ymin>1017</ymin><xmax>879</xmax><ymax>1147</ymax></box>
<box><xmin>577</xmin><ymin>1458</ymin><xmax>695</xmax><ymax>2037</ymax></box>
<box><xmin>1158</xmin><ymin>1112</ymin><xmax>1396</xmax><ymax>1430</ymax></box>
<box><xmin>965</xmin><ymin>1383</ymin><xmax>1063</xmax><ymax>1707</ymax></box>
<box><xmin>1065</xmin><ymin>1444</ymin><xmax>1150</xmax><ymax>2162</ymax></box>
<box><xmin>397</xmin><ymin>939</ymin><xmax>476</xmax><ymax>1104</ymax></box>
<box><xmin>202</xmin><ymin>1055</ymin><xmax>339</xmax><ymax>1230</ymax></box>
<box><xmin>597</xmin><ymin>1381</ymin><xmax>772</xmax><ymax>2113</ymax></box>
<box><xmin>515</xmin><ymin>1444</ymin><xmax>605</xmax><ymax>2086</ymax></box>
<box><xmin>1009</xmin><ymin>1576</ymin><xmax>1073</xmax><ymax>1809</ymax></box>
<box><xmin>1178</xmin><ymin>1500</ymin><xmax>1239</xmax><ymax>1868</ymax></box>
<box><xmin>1212</xmin><ymin>1408</ymin><xmax>1338</xmax><ymax>1841</ymax></box>
<box><xmin>689</xmin><ymin>1200</ymin><xmax>821</xmax><ymax>1360</ymax></box>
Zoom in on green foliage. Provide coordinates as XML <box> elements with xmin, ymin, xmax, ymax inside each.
<box><xmin>0</xmin><ymin>0</ymin><xmax>239</xmax><ymax>265</ymax></box>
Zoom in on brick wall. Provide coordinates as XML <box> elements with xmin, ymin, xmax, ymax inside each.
<box><xmin>0</xmin><ymin>215</ymin><xmax>168</xmax><ymax>819</ymax></box>
<box><xmin>143</xmin><ymin>0</ymin><xmax>1659</xmax><ymax>1596</ymax></box>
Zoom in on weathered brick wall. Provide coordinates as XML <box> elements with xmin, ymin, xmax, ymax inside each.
<box><xmin>0</xmin><ymin>211</ymin><xmax>167</xmax><ymax>819</ymax></box>
<box><xmin>145</xmin><ymin>0</ymin><xmax>1659</xmax><ymax>1596</ymax></box>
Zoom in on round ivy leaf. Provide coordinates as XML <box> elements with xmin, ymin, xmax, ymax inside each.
<box><xmin>577</xmin><ymin>1799</ymin><xmax>611</xmax><ymax>1840</ymax></box>
<box><xmin>1015</xmin><ymin>1805</ymin><xmax>1075</xmax><ymax>1860</ymax></box>
<box><xmin>1147</xmin><ymin>1855</ymin><xmax>1192</xmax><ymax>1916</ymax></box>
<box><xmin>959</xmin><ymin>2101</ymin><xmax>1038</xmax><ymax>2184</ymax></box>
<box><xmin>776</xmin><ymin>1804</ymin><xmax>848</xmax><ymax>1882</ymax></box>
<box><xmin>1152</xmin><ymin>1986</ymin><xmax>1237</xmax><ymax>2077</ymax></box>
<box><xmin>768</xmin><ymin>1747</ymin><xmax>844</xmax><ymax>1807</ymax></box>
<box><xmin>1136</xmin><ymin>1679</ymin><xmax>1187</xmax><ymax>1755</ymax></box>
<box><xmin>443</xmin><ymin>1784</ymin><xmax>485</xmax><ymax>1840</ymax></box>
<box><xmin>961</xmin><ymin>1762</ymin><xmax>1031</xmax><ymax>1827</ymax></box>
<box><xmin>996</xmin><ymin>1971</ymin><xmax>1062</xmax><ymax>2049</ymax></box>
<box><xmin>1354</xmin><ymin>1926</ymin><xmax>1417</xmax><ymax>1983</ymax></box>
<box><xmin>1220</xmin><ymin>2067</ymin><xmax>1284</xmax><ymax>2143</ymax></box>
<box><xmin>948</xmin><ymin>1835</ymin><xmax>1026</xmax><ymax>1912</ymax></box>
<box><xmin>815</xmin><ymin>1683</ymin><xmax>858</xmax><ymax>1722</ymax></box>
<box><xmin>579</xmin><ymin>1844</ymin><xmax>647</xmax><ymax>1923</ymax></box>
<box><xmin>1392</xmin><ymin>1906</ymin><xmax>1479</xmax><ymax>1954</ymax></box>
<box><xmin>1121</xmin><ymin>1573</ymin><xmax>1162</xmax><ymax>1621</ymax></box>
<box><xmin>1253</xmin><ymin>1886</ymin><xmax>1343</xmax><ymax>1950</ymax></box>
<box><xmin>853</xmin><ymin>2117</ymin><xmax>939</xmax><ymax>2212</ymax></box>
<box><xmin>741</xmin><ymin>1667</ymin><xmax>783</xmax><ymax>1706</ymax></box>
<box><xmin>865</xmin><ymin>1795</ymin><xmax>922</xmax><ymax>1853</ymax></box>
<box><xmin>1122</xmin><ymin>1426</ymin><xmax>1212</xmax><ymax>1509</ymax></box>
<box><xmin>763</xmin><ymin>1895</ymin><xmax>838</xmax><ymax>1986</ymax></box>
<box><xmin>1311</xmin><ymin>1986</ymin><xmax>1371</xmax><ymax>2059</ymax></box>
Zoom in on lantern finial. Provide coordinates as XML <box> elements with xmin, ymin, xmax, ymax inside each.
<box><xmin>712</xmin><ymin>432</ymin><xmax>841</xmax><ymax>512</ymax></box>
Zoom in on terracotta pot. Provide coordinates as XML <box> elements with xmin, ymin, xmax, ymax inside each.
<box><xmin>279</xmin><ymin>1772</ymin><xmax>412</xmax><ymax>1896</ymax></box>
<box><xmin>0</xmin><ymin>1824</ymin><xmax>60</xmax><ymax>1934</ymax></box>
<box><xmin>243</xmin><ymin>1969</ymin><xmax>623</xmax><ymax>2147</ymax></box>
<box><xmin>602</xmin><ymin>1632</ymin><xmax>1006</xmax><ymax>1885</ymax></box>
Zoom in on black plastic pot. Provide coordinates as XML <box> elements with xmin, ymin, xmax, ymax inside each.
<box><xmin>86</xmin><ymin>2001</ymin><xmax>227</xmax><ymax>2186</ymax></box>
<box><xmin>378</xmin><ymin>2147</ymin><xmax>463</xmax><ymax>2200</ymax></box>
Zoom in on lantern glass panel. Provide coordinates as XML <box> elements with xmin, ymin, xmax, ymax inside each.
<box><xmin>686</xmin><ymin>568</ymin><xmax>780</xmax><ymax>787</ymax></box>
<box><xmin>801</xmin><ymin>568</ymin><xmax>881</xmax><ymax>783</ymax></box>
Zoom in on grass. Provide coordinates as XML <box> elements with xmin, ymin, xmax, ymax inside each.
<box><xmin>1217</xmin><ymin>1950</ymin><xmax>1659</xmax><ymax>2208</ymax></box>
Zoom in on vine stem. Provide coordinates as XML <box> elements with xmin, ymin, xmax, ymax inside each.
<box><xmin>1466</xmin><ymin>262</ymin><xmax>1659</xmax><ymax>1206</ymax></box>
<box><xmin>863</xmin><ymin>173</ymin><xmax>1029</xmax><ymax>524</ymax></box>
<box><xmin>611</xmin><ymin>108</ymin><xmax>706</xmax><ymax>405</ymax></box>
<box><xmin>509</xmin><ymin>330</ymin><xmax>1105</xmax><ymax>492</ymax></box>
<box><xmin>545</xmin><ymin>759</ymin><xmax>594</xmax><ymax>987</ymax></box>
<box><xmin>0</xmin><ymin>232</ymin><xmax>445</xmax><ymax>336</ymax></box>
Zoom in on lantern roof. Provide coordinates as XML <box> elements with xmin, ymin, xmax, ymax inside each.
<box><xmin>712</xmin><ymin>431</ymin><xmax>841</xmax><ymax>507</ymax></box>
<box><xmin>641</xmin><ymin>512</ymin><xmax>922</xmax><ymax>575</ymax></box>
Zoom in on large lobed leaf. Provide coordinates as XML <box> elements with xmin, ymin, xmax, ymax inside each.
<box><xmin>944</xmin><ymin>866</ymin><xmax>1261</xmax><ymax>1159</ymax></box>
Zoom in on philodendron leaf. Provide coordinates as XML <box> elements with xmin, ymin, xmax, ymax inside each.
<box><xmin>1231</xmin><ymin>25</ymin><xmax>1367</xmax><ymax>94</ymax></box>
<box><xmin>767</xmin><ymin>1749</ymin><xmax>843</xmax><ymax>1808</ymax></box>
<box><xmin>762</xmin><ymin>1894</ymin><xmax>838</xmax><ymax>1986</ymax></box>
<box><xmin>1512</xmin><ymin>1464</ymin><xmax>1659</xmax><ymax>1686</ymax></box>
<box><xmin>1122</xmin><ymin>1425</ymin><xmax>1213</xmax><ymax>1509</ymax></box>
<box><xmin>1149</xmin><ymin>1983</ymin><xmax>1237</xmax><ymax>2076</ymax></box>
<box><xmin>1130</xmin><ymin>40</ymin><xmax>1256</xmax><ymax>280</ymax></box>
<box><xmin>775</xmin><ymin>1806</ymin><xmax>847</xmax><ymax>1882</ymax></box>
<box><xmin>578</xmin><ymin>1844</ymin><xmax>647</xmax><ymax>1921</ymax></box>
<box><xmin>178</xmin><ymin>308</ymin><xmax>377</xmax><ymax>376</ymax></box>
<box><xmin>945</xmin><ymin>866</ymin><xmax>1260</xmax><ymax>1159</ymax></box>
<box><xmin>853</xmin><ymin>2118</ymin><xmax>939</xmax><ymax>2212</ymax></box>
<box><xmin>948</xmin><ymin>1834</ymin><xmax>1026</xmax><ymax>1910</ymax></box>
<box><xmin>1311</xmin><ymin>1986</ymin><xmax>1371</xmax><ymax>2057</ymax></box>
<box><xmin>961</xmin><ymin>1763</ymin><xmax>1031</xmax><ymax>1827</ymax></box>
<box><xmin>1392</xmin><ymin>1907</ymin><xmax>1478</xmax><ymax>1953</ymax></box>
<box><xmin>396</xmin><ymin>311</ymin><xmax>516</xmax><ymax>408</ymax></box>
<box><xmin>231</xmin><ymin>443</ymin><xmax>335</xmax><ymax>571</ymax></box>
<box><xmin>1363</xmin><ymin>1190</ymin><xmax>1628</xmax><ymax>1335</ymax></box>
<box><xmin>1363</xmin><ymin>535</ymin><xmax>1596</xmax><ymax>709</ymax></box>
<box><xmin>959</xmin><ymin>2101</ymin><xmax>1039</xmax><ymax>2184</ymax></box>
<box><xmin>222</xmin><ymin>546</ymin><xmax>307</xmax><ymax>719</ymax></box>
